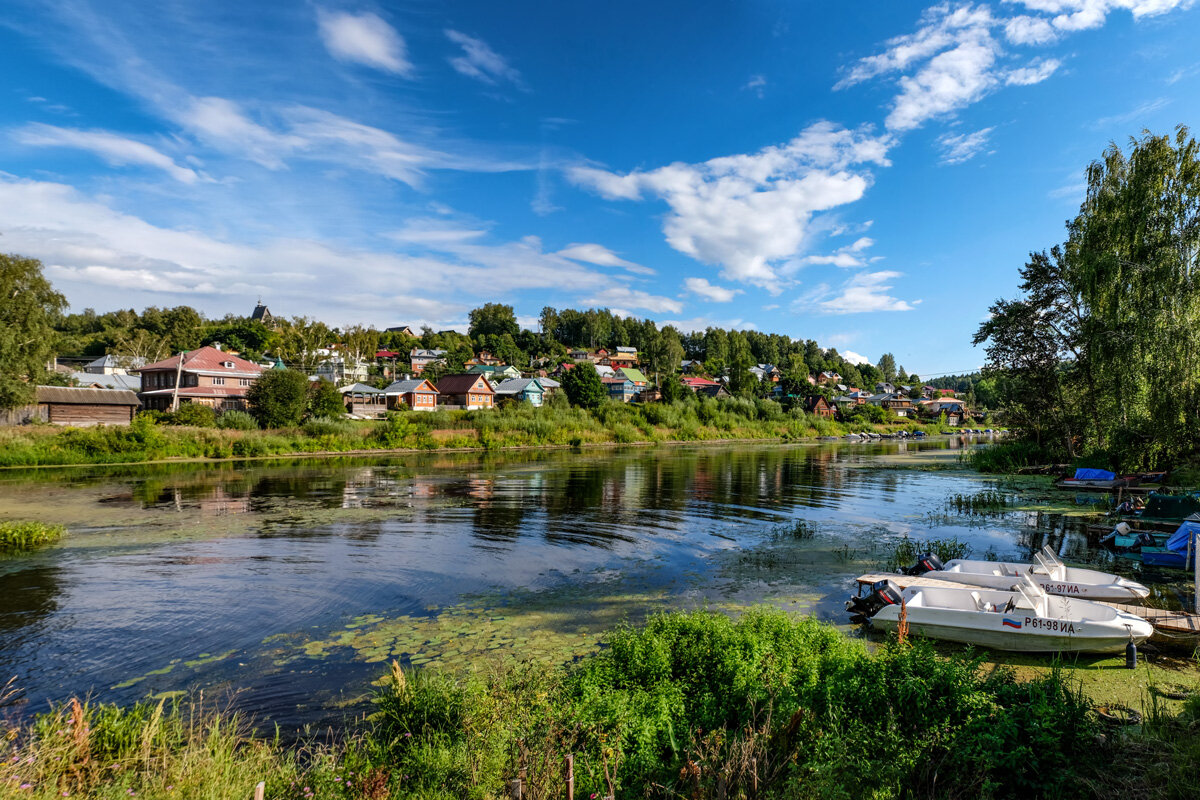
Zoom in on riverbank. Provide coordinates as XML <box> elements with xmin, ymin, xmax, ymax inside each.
<box><xmin>0</xmin><ymin>399</ymin><xmax>953</xmax><ymax>468</ymax></box>
<box><xmin>1</xmin><ymin>609</ymin><xmax>1195</xmax><ymax>800</ymax></box>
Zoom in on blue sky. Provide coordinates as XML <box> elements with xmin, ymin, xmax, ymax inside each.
<box><xmin>1</xmin><ymin>0</ymin><xmax>1197</xmax><ymax>376</ymax></box>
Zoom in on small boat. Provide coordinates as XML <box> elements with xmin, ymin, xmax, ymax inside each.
<box><xmin>1055</xmin><ymin>467</ymin><xmax>1130</xmax><ymax>492</ymax></box>
<box><xmin>902</xmin><ymin>546</ymin><xmax>1150</xmax><ymax>601</ymax></box>
<box><xmin>1108</xmin><ymin>519</ymin><xmax>1200</xmax><ymax>570</ymax></box>
<box><xmin>1100</xmin><ymin>522</ymin><xmax>1167</xmax><ymax>556</ymax></box>
<box><xmin>846</xmin><ymin>576</ymin><xmax>1153</xmax><ymax>653</ymax></box>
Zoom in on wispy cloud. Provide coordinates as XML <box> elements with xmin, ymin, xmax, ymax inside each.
<box><xmin>14</xmin><ymin>124</ymin><xmax>209</xmax><ymax>183</ymax></box>
<box><xmin>796</xmin><ymin>270</ymin><xmax>917</xmax><ymax>314</ymax></box>
<box><xmin>557</xmin><ymin>243</ymin><xmax>654</xmax><ymax>275</ymax></box>
<box><xmin>317</xmin><ymin>9</ymin><xmax>413</xmax><ymax>76</ymax></box>
<box><xmin>570</xmin><ymin>122</ymin><xmax>892</xmax><ymax>293</ymax></box>
<box><xmin>582</xmin><ymin>286</ymin><xmax>684</xmax><ymax>314</ymax></box>
<box><xmin>797</xmin><ymin>236</ymin><xmax>876</xmax><ymax>269</ymax></box>
<box><xmin>936</xmin><ymin>126</ymin><xmax>994</xmax><ymax>164</ymax></box>
<box><xmin>743</xmin><ymin>74</ymin><xmax>767</xmax><ymax>98</ymax></box>
<box><xmin>1094</xmin><ymin>97</ymin><xmax>1172</xmax><ymax>128</ymax></box>
<box><xmin>684</xmin><ymin>277</ymin><xmax>742</xmax><ymax>302</ymax></box>
<box><xmin>445</xmin><ymin>30</ymin><xmax>524</xmax><ymax>88</ymax></box>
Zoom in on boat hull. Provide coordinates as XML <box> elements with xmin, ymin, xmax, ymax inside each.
<box><xmin>871</xmin><ymin>616</ymin><xmax>1148</xmax><ymax>653</ymax></box>
<box><xmin>923</xmin><ymin>560</ymin><xmax>1150</xmax><ymax>601</ymax></box>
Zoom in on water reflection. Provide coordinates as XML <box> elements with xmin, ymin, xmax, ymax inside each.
<box><xmin>0</xmin><ymin>438</ymin><xmax>1097</xmax><ymax>728</ymax></box>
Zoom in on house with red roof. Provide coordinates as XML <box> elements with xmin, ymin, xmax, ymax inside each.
<box><xmin>435</xmin><ymin>373</ymin><xmax>495</xmax><ymax>409</ymax></box>
<box><xmin>136</xmin><ymin>346</ymin><xmax>264</xmax><ymax>411</ymax></box>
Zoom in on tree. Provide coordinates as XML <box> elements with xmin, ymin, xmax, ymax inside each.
<box><xmin>0</xmin><ymin>254</ymin><xmax>66</xmax><ymax>409</ymax></box>
<box><xmin>246</xmin><ymin>369</ymin><xmax>309</xmax><ymax>428</ymax></box>
<box><xmin>276</xmin><ymin>317</ymin><xmax>332</xmax><ymax>372</ymax></box>
<box><xmin>307</xmin><ymin>378</ymin><xmax>346</xmax><ymax>418</ymax></box>
<box><xmin>562</xmin><ymin>363</ymin><xmax>606</xmax><ymax>409</ymax></box>
<box><xmin>468</xmin><ymin>303</ymin><xmax>519</xmax><ymax>340</ymax></box>
<box><xmin>877</xmin><ymin>353</ymin><xmax>897</xmax><ymax>383</ymax></box>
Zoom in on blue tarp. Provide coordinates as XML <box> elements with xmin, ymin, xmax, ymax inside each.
<box><xmin>1074</xmin><ymin>467</ymin><xmax>1116</xmax><ymax>481</ymax></box>
<box><xmin>1165</xmin><ymin>520</ymin><xmax>1200</xmax><ymax>553</ymax></box>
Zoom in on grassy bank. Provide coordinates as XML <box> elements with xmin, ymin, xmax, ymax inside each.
<box><xmin>0</xmin><ymin>399</ymin><xmax>950</xmax><ymax>468</ymax></box>
<box><xmin>2</xmin><ymin>609</ymin><xmax>1196</xmax><ymax>799</ymax></box>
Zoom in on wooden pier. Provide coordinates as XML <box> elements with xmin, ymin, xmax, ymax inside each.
<box><xmin>855</xmin><ymin>573</ymin><xmax>1200</xmax><ymax>637</ymax></box>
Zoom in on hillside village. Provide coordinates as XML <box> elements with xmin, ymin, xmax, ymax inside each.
<box><xmin>11</xmin><ymin>300</ymin><xmax>982</xmax><ymax>428</ymax></box>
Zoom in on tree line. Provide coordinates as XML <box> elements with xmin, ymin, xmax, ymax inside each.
<box><xmin>975</xmin><ymin>126</ymin><xmax>1200</xmax><ymax>469</ymax></box>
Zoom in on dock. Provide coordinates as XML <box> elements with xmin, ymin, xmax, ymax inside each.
<box><xmin>855</xmin><ymin>573</ymin><xmax>1200</xmax><ymax>637</ymax></box>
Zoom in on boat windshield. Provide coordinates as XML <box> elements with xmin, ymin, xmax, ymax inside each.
<box><xmin>1032</xmin><ymin>546</ymin><xmax>1065</xmax><ymax>581</ymax></box>
<box><xmin>1017</xmin><ymin>574</ymin><xmax>1048</xmax><ymax>616</ymax></box>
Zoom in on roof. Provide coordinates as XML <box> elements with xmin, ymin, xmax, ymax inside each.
<box><xmin>71</xmin><ymin>372</ymin><xmax>141</xmax><ymax>391</ymax></box>
<box><xmin>410</xmin><ymin>348</ymin><xmax>446</xmax><ymax>358</ymax></box>
<box><xmin>537</xmin><ymin>377</ymin><xmax>560</xmax><ymax>388</ymax></box>
<box><xmin>340</xmin><ymin>382</ymin><xmax>383</xmax><ymax>395</ymax></box>
<box><xmin>616</xmin><ymin>346</ymin><xmax>637</xmax><ymax>354</ymax></box>
<box><xmin>494</xmin><ymin>378</ymin><xmax>544</xmax><ymax>395</ymax></box>
<box><xmin>681</xmin><ymin>376</ymin><xmax>720</xmax><ymax>386</ymax></box>
<box><xmin>251</xmin><ymin>303</ymin><xmax>271</xmax><ymax>321</ymax></box>
<box><xmin>617</xmin><ymin>367</ymin><xmax>648</xmax><ymax>383</ymax></box>
<box><xmin>139</xmin><ymin>346</ymin><xmax>263</xmax><ymax>376</ymax></box>
<box><xmin>436</xmin><ymin>373</ymin><xmax>493</xmax><ymax>394</ymax></box>
<box><xmin>85</xmin><ymin>354</ymin><xmax>137</xmax><ymax>370</ymax></box>
<box><xmin>375</xmin><ymin>350</ymin><xmax>399</xmax><ymax>358</ymax></box>
<box><xmin>385</xmin><ymin>325</ymin><xmax>416</xmax><ymax>334</ymax></box>
<box><xmin>384</xmin><ymin>379</ymin><xmax>437</xmax><ymax>395</ymax></box>
<box><xmin>37</xmin><ymin>386</ymin><xmax>141</xmax><ymax>406</ymax></box>
<box><xmin>601</xmin><ymin>376</ymin><xmax>633</xmax><ymax>385</ymax></box>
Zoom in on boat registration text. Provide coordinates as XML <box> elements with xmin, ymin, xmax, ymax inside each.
<box><xmin>1022</xmin><ymin>617</ymin><xmax>1078</xmax><ymax>634</ymax></box>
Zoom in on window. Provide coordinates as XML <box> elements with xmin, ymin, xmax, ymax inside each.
<box><xmin>239</xmin><ymin>379</ymin><xmax>251</xmax><ymax>386</ymax></box>
<box><xmin>213</xmin><ymin>377</ymin><xmax>225</xmax><ymax>386</ymax></box>
<box><xmin>222</xmin><ymin>361</ymin><xmax>235</xmax><ymax>368</ymax></box>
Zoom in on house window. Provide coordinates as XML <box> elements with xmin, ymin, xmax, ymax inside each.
<box><xmin>223</xmin><ymin>361</ymin><xmax>235</xmax><ymax>368</ymax></box>
<box><xmin>239</xmin><ymin>379</ymin><xmax>251</xmax><ymax>386</ymax></box>
<box><xmin>213</xmin><ymin>377</ymin><xmax>225</xmax><ymax>386</ymax></box>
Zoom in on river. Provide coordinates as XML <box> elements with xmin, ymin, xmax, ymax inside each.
<box><xmin>0</xmin><ymin>437</ymin><xmax>1110</xmax><ymax>729</ymax></box>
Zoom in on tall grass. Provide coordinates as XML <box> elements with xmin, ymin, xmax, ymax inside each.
<box><xmin>0</xmin><ymin>521</ymin><xmax>64</xmax><ymax>552</ymax></box>
<box><xmin>5</xmin><ymin>610</ymin><xmax>1200</xmax><ymax>798</ymax></box>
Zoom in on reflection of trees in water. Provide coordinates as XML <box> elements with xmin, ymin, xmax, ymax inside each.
<box><xmin>0</xmin><ymin>562</ymin><xmax>63</xmax><ymax>639</ymax></box>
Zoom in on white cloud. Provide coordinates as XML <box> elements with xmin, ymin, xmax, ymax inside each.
<box><xmin>14</xmin><ymin>124</ymin><xmax>206</xmax><ymax>184</ymax></box>
<box><xmin>1094</xmin><ymin>97</ymin><xmax>1172</xmax><ymax>127</ymax></box>
<box><xmin>445</xmin><ymin>30</ymin><xmax>523</xmax><ymax>87</ymax></box>
<box><xmin>557</xmin><ymin>243</ymin><xmax>654</xmax><ymax>275</ymax></box>
<box><xmin>1005</xmin><ymin>58</ymin><xmax>1061</xmax><ymax>84</ymax></box>
<box><xmin>886</xmin><ymin>25</ymin><xmax>1001</xmax><ymax>132</ymax></box>
<box><xmin>936</xmin><ymin>126</ymin><xmax>995</xmax><ymax>164</ymax></box>
<box><xmin>798</xmin><ymin>236</ymin><xmax>876</xmax><ymax>268</ymax></box>
<box><xmin>317</xmin><ymin>10</ymin><xmax>413</xmax><ymax>75</ymax></box>
<box><xmin>179</xmin><ymin>96</ymin><xmax>300</xmax><ymax>169</ymax></box>
<box><xmin>743</xmin><ymin>74</ymin><xmax>767</xmax><ymax>98</ymax></box>
<box><xmin>684</xmin><ymin>277</ymin><xmax>742</xmax><ymax>302</ymax></box>
<box><xmin>797</xmin><ymin>271</ymin><xmax>917</xmax><ymax>314</ymax></box>
<box><xmin>1012</xmin><ymin>0</ymin><xmax>1193</xmax><ymax>31</ymax></box>
<box><xmin>842</xmin><ymin>350</ymin><xmax>871</xmax><ymax>365</ymax></box>
<box><xmin>1004</xmin><ymin>15</ymin><xmax>1060</xmax><ymax>44</ymax></box>
<box><xmin>0</xmin><ymin>175</ymin><xmax>621</xmax><ymax>325</ymax></box>
<box><xmin>385</xmin><ymin>218</ymin><xmax>489</xmax><ymax>244</ymax></box>
<box><xmin>569</xmin><ymin>122</ymin><xmax>892</xmax><ymax>292</ymax></box>
<box><xmin>582</xmin><ymin>287</ymin><xmax>684</xmax><ymax>314</ymax></box>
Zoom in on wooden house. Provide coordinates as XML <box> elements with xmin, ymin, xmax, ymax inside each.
<box><xmin>2</xmin><ymin>386</ymin><xmax>142</xmax><ymax>426</ymax></box>
<box><xmin>436</xmin><ymin>374</ymin><xmax>495</xmax><ymax>409</ymax></box>
<box><xmin>493</xmin><ymin>378</ymin><xmax>545</xmax><ymax>407</ymax></box>
<box><xmin>803</xmin><ymin>396</ymin><xmax>836</xmax><ymax>418</ymax></box>
<box><xmin>601</xmin><ymin>376</ymin><xmax>637</xmax><ymax>403</ymax></box>
<box><xmin>384</xmin><ymin>378</ymin><xmax>439</xmax><ymax>411</ymax></box>
<box><xmin>409</xmin><ymin>348</ymin><xmax>447</xmax><ymax>375</ymax></box>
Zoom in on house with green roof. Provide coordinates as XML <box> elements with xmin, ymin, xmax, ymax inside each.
<box><xmin>616</xmin><ymin>367</ymin><xmax>648</xmax><ymax>387</ymax></box>
<box><xmin>467</xmin><ymin>364</ymin><xmax>521</xmax><ymax>381</ymax></box>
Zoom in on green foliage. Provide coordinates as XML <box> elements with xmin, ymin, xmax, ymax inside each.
<box><xmin>0</xmin><ymin>520</ymin><xmax>65</xmax><ymax>551</ymax></box>
<box><xmin>161</xmin><ymin>403</ymin><xmax>217</xmax><ymax>428</ymax></box>
<box><xmin>306</xmin><ymin>378</ymin><xmax>345</xmax><ymax>419</ymax></box>
<box><xmin>976</xmin><ymin>128</ymin><xmax>1200</xmax><ymax>469</ymax></box>
<box><xmin>302</xmin><ymin>416</ymin><xmax>357</xmax><ymax>438</ymax></box>
<box><xmin>561</xmin><ymin>362</ymin><xmax>606</xmax><ymax>409</ymax></box>
<box><xmin>246</xmin><ymin>369</ymin><xmax>309</xmax><ymax>428</ymax></box>
<box><xmin>967</xmin><ymin>439</ymin><xmax>1058</xmax><ymax>473</ymax></box>
<box><xmin>886</xmin><ymin>535</ymin><xmax>973</xmax><ymax>570</ymax></box>
<box><xmin>468</xmin><ymin>302</ymin><xmax>520</xmax><ymax>340</ymax></box>
<box><xmin>216</xmin><ymin>409</ymin><xmax>258</xmax><ymax>430</ymax></box>
<box><xmin>0</xmin><ymin>253</ymin><xmax>67</xmax><ymax>409</ymax></box>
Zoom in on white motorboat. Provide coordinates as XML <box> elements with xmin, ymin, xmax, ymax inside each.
<box><xmin>847</xmin><ymin>575</ymin><xmax>1153</xmax><ymax>653</ymax></box>
<box><xmin>902</xmin><ymin>545</ymin><xmax>1149</xmax><ymax>601</ymax></box>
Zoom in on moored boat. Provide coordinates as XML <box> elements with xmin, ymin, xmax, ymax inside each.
<box><xmin>902</xmin><ymin>546</ymin><xmax>1150</xmax><ymax>601</ymax></box>
<box><xmin>847</xmin><ymin>576</ymin><xmax>1153</xmax><ymax>653</ymax></box>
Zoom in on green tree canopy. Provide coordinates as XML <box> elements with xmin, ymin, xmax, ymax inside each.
<box><xmin>0</xmin><ymin>254</ymin><xmax>67</xmax><ymax>409</ymax></box>
<box><xmin>562</xmin><ymin>362</ymin><xmax>606</xmax><ymax>409</ymax></box>
<box><xmin>468</xmin><ymin>303</ymin><xmax>520</xmax><ymax>340</ymax></box>
<box><xmin>246</xmin><ymin>369</ymin><xmax>309</xmax><ymax>428</ymax></box>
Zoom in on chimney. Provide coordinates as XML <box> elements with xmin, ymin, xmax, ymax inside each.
<box><xmin>213</xmin><ymin>342</ymin><xmax>222</xmax><ymax>351</ymax></box>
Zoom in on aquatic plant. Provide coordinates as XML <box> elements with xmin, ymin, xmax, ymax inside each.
<box><xmin>947</xmin><ymin>489</ymin><xmax>1014</xmax><ymax>514</ymax></box>
<box><xmin>769</xmin><ymin>519</ymin><xmax>815</xmax><ymax>540</ymax></box>
<box><xmin>885</xmin><ymin>535</ymin><xmax>972</xmax><ymax>571</ymax></box>
<box><xmin>0</xmin><ymin>521</ymin><xmax>64</xmax><ymax>552</ymax></box>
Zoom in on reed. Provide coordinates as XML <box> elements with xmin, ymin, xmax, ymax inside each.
<box><xmin>0</xmin><ymin>521</ymin><xmax>64</xmax><ymax>552</ymax></box>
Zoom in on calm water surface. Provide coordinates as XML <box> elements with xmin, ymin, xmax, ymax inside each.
<box><xmin>0</xmin><ymin>438</ymin><xmax>1109</xmax><ymax>728</ymax></box>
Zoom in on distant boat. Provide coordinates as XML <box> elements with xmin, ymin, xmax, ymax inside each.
<box><xmin>902</xmin><ymin>546</ymin><xmax>1149</xmax><ymax>601</ymax></box>
<box><xmin>847</xmin><ymin>576</ymin><xmax>1153</xmax><ymax>653</ymax></box>
<box><xmin>1105</xmin><ymin>518</ymin><xmax>1200</xmax><ymax>570</ymax></box>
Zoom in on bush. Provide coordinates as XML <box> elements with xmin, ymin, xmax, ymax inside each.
<box><xmin>216</xmin><ymin>410</ymin><xmax>258</xmax><ymax>430</ymax></box>
<box><xmin>163</xmin><ymin>403</ymin><xmax>216</xmax><ymax>428</ymax></box>
<box><xmin>302</xmin><ymin>416</ymin><xmax>356</xmax><ymax>438</ymax></box>
<box><xmin>246</xmin><ymin>369</ymin><xmax>309</xmax><ymax>429</ymax></box>
<box><xmin>306</xmin><ymin>378</ymin><xmax>346</xmax><ymax>419</ymax></box>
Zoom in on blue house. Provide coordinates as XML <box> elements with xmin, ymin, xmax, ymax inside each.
<box><xmin>493</xmin><ymin>377</ymin><xmax>546</xmax><ymax>407</ymax></box>
<box><xmin>601</xmin><ymin>376</ymin><xmax>637</xmax><ymax>403</ymax></box>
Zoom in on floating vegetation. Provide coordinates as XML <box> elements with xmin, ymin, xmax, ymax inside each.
<box><xmin>946</xmin><ymin>490</ymin><xmax>1014</xmax><ymax>515</ymax></box>
<box><xmin>885</xmin><ymin>536</ymin><xmax>972</xmax><ymax>571</ymax></box>
<box><xmin>769</xmin><ymin>519</ymin><xmax>815</xmax><ymax>540</ymax></box>
<box><xmin>0</xmin><ymin>520</ymin><xmax>65</xmax><ymax>552</ymax></box>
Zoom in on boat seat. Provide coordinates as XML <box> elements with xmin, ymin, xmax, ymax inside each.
<box><xmin>970</xmin><ymin>591</ymin><xmax>995</xmax><ymax>612</ymax></box>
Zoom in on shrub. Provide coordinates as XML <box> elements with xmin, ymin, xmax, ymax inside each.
<box><xmin>302</xmin><ymin>416</ymin><xmax>356</xmax><ymax>438</ymax></box>
<box><xmin>306</xmin><ymin>378</ymin><xmax>346</xmax><ymax>419</ymax></box>
<box><xmin>246</xmin><ymin>369</ymin><xmax>309</xmax><ymax>429</ymax></box>
<box><xmin>163</xmin><ymin>403</ymin><xmax>216</xmax><ymax>428</ymax></box>
<box><xmin>216</xmin><ymin>410</ymin><xmax>258</xmax><ymax>430</ymax></box>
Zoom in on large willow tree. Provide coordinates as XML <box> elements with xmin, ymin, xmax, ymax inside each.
<box><xmin>976</xmin><ymin>127</ymin><xmax>1200</xmax><ymax>468</ymax></box>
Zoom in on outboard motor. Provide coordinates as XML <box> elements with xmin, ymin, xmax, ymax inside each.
<box><xmin>902</xmin><ymin>553</ymin><xmax>945</xmax><ymax>576</ymax></box>
<box><xmin>846</xmin><ymin>579</ymin><xmax>903</xmax><ymax>623</ymax></box>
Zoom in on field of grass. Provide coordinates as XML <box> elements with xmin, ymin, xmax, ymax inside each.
<box><xmin>0</xmin><ymin>398</ymin><xmax>951</xmax><ymax>468</ymax></box>
<box><xmin>2</xmin><ymin>609</ymin><xmax>1198</xmax><ymax>799</ymax></box>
